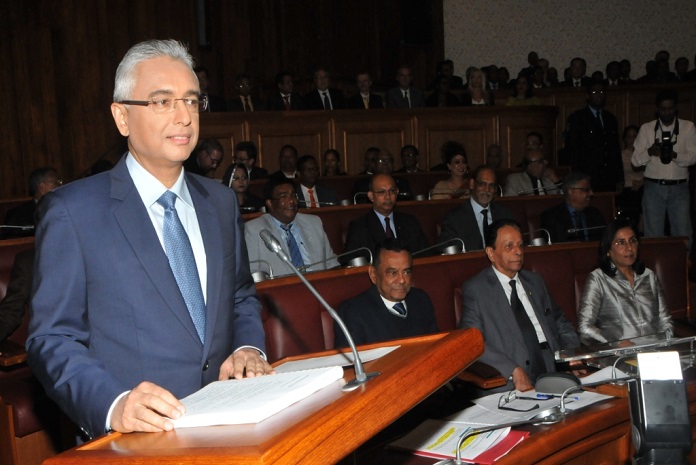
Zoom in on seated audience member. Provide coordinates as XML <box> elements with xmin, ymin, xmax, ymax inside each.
<box><xmin>561</xmin><ymin>57</ymin><xmax>591</xmax><ymax>88</ymax></box>
<box><xmin>194</xmin><ymin>65</ymin><xmax>226</xmax><ymax>111</ymax></box>
<box><xmin>616</xmin><ymin>125</ymin><xmax>643</xmax><ymax>224</ymax></box>
<box><xmin>321</xmin><ymin>149</ymin><xmax>346</xmax><ymax>176</ymax></box>
<box><xmin>239</xmin><ymin>141</ymin><xmax>268</xmax><ymax>180</ymax></box>
<box><xmin>345</xmin><ymin>174</ymin><xmax>428</xmax><ymax>254</ymax></box>
<box><xmin>461</xmin><ymin>68</ymin><xmax>494</xmax><ymax>106</ymax></box>
<box><xmin>546</xmin><ymin>67</ymin><xmax>560</xmax><ymax>87</ymax></box>
<box><xmin>425</xmin><ymin>76</ymin><xmax>460</xmax><ymax>107</ymax></box>
<box><xmin>245</xmin><ymin>177</ymin><xmax>339</xmax><ymax>277</ymax></box>
<box><xmin>395</xmin><ymin>145</ymin><xmax>423</xmax><ymax>173</ymax></box>
<box><xmin>498</xmin><ymin>67</ymin><xmax>511</xmax><ymax>88</ymax></box>
<box><xmin>604</xmin><ymin>61</ymin><xmax>621</xmax><ymax>86</ymax></box>
<box><xmin>334</xmin><ymin>239</ymin><xmax>439</xmax><ymax>348</ymax></box>
<box><xmin>577</xmin><ymin>219</ymin><xmax>672</xmax><ymax>346</ymax></box>
<box><xmin>352</xmin><ymin>149</ymin><xmax>412</xmax><ymax>203</ymax></box>
<box><xmin>485</xmin><ymin>65</ymin><xmax>501</xmax><ymax>90</ymax></box>
<box><xmin>541</xmin><ymin>171</ymin><xmax>606</xmax><ymax>243</ymax></box>
<box><xmin>439</xmin><ymin>166</ymin><xmax>513</xmax><ymax>251</ymax></box>
<box><xmin>3</xmin><ymin>167</ymin><xmax>61</xmax><ymax>238</ymax></box>
<box><xmin>183</xmin><ymin>138</ymin><xmax>224</xmax><ymax>179</ymax></box>
<box><xmin>505</xmin><ymin>74</ymin><xmax>540</xmax><ymax>106</ymax></box>
<box><xmin>267</xmin><ymin>70</ymin><xmax>305</xmax><ymax>111</ymax></box>
<box><xmin>268</xmin><ymin>144</ymin><xmax>299</xmax><ymax>182</ymax></box>
<box><xmin>531</xmin><ymin>67</ymin><xmax>547</xmax><ymax>89</ymax></box>
<box><xmin>358</xmin><ymin>147</ymin><xmax>380</xmax><ymax>175</ymax></box>
<box><xmin>228</xmin><ymin>163</ymin><xmax>264</xmax><ymax>213</ymax></box>
<box><xmin>675</xmin><ymin>57</ymin><xmax>690</xmax><ymax>82</ymax></box>
<box><xmin>503</xmin><ymin>149</ymin><xmax>561</xmax><ymax>196</ymax></box>
<box><xmin>619</xmin><ymin>59</ymin><xmax>633</xmax><ymax>84</ymax></box>
<box><xmin>387</xmin><ymin>66</ymin><xmax>425</xmax><ymax>108</ymax></box>
<box><xmin>305</xmin><ymin>67</ymin><xmax>345</xmax><ymax>110</ymax></box>
<box><xmin>228</xmin><ymin>73</ymin><xmax>264</xmax><ymax>112</ymax></box>
<box><xmin>519</xmin><ymin>51</ymin><xmax>539</xmax><ymax>79</ymax></box>
<box><xmin>0</xmin><ymin>249</ymin><xmax>33</xmax><ymax>343</ymax></box>
<box><xmin>430</xmin><ymin>141</ymin><xmax>469</xmax><ymax>199</ymax></box>
<box><xmin>429</xmin><ymin>59</ymin><xmax>464</xmax><ymax>90</ymax></box>
<box><xmin>295</xmin><ymin>155</ymin><xmax>338</xmax><ymax>208</ymax></box>
<box><xmin>485</xmin><ymin>144</ymin><xmax>504</xmax><ymax>170</ymax></box>
<box><xmin>346</xmin><ymin>72</ymin><xmax>384</xmax><ymax>109</ymax></box>
<box><xmin>459</xmin><ymin>219</ymin><xmax>580</xmax><ymax>392</ymax></box>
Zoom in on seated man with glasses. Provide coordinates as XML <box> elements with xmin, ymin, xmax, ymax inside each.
<box><xmin>439</xmin><ymin>166</ymin><xmax>513</xmax><ymax>251</ymax></box>
<box><xmin>541</xmin><ymin>171</ymin><xmax>606</xmax><ymax>243</ymax></box>
<box><xmin>183</xmin><ymin>138</ymin><xmax>225</xmax><ymax>179</ymax></box>
<box><xmin>459</xmin><ymin>219</ymin><xmax>580</xmax><ymax>393</ymax></box>
<box><xmin>503</xmin><ymin>149</ymin><xmax>561</xmax><ymax>196</ymax></box>
<box><xmin>244</xmin><ymin>177</ymin><xmax>339</xmax><ymax>277</ymax></box>
<box><xmin>344</xmin><ymin>174</ymin><xmax>429</xmax><ymax>255</ymax></box>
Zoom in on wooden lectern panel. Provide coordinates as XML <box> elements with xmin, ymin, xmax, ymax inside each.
<box><xmin>44</xmin><ymin>329</ymin><xmax>484</xmax><ymax>465</ymax></box>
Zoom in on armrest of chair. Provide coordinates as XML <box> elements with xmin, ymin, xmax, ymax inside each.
<box><xmin>0</xmin><ymin>341</ymin><xmax>26</xmax><ymax>368</ymax></box>
<box><xmin>457</xmin><ymin>361</ymin><xmax>507</xmax><ymax>389</ymax></box>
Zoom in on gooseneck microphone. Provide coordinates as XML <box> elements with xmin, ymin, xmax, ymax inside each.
<box><xmin>297</xmin><ymin>200</ymin><xmax>336</xmax><ymax>207</ymax></box>
<box><xmin>298</xmin><ymin>247</ymin><xmax>373</xmax><ymax>272</ymax></box>
<box><xmin>412</xmin><ymin>238</ymin><xmax>466</xmax><ymax>257</ymax></box>
<box><xmin>259</xmin><ymin>229</ymin><xmax>380</xmax><ymax>391</ymax></box>
<box><xmin>0</xmin><ymin>225</ymin><xmax>34</xmax><ymax>231</ymax></box>
<box><xmin>523</xmin><ymin>228</ymin><xmax>552</xmax><ymax>246</ymax></box>
<box><xmin>567</xmin><ymin>225</ymin><xmax>606</xmax><ymax>235</ymax></box>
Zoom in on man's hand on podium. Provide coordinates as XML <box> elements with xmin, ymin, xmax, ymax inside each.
<box><xmin>111</xmin><ymin>381</ymin><xmax>185</xmax><ymax>433</ymax></box>
<box><xmin>512</xmin><ymin>367</ymin><xmax>533</xmax><ymax>391</ymax></box>
<box><xmin>220</xmin><ymin>347</ymin><xmax>276</xmax><ymax>380</ymax></box>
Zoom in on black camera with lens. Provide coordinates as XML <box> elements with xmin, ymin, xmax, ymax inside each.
<box><xmin>658</xmin><ymin>131</ymin><xmax>676</xmax><ymax>164</ymax></box>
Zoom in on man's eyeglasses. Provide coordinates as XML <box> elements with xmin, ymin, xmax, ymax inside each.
<box><xmin>497</xmin><ymin>390</ymin><xmax>541</xmax><ymax>412</ymax></box>
<box><xmin>118</xmin><ymin>95</ymin><xmax>209</xmax><ymax>114</ymax></box>
<box><xmin>613</xmin><ymin>237</ymin><xmax>639</xmax><ymax>248</ymax></box>
<box><xmin>203</xmin><ymin>151</ymin><xmax>223</xmax><ymax>165</ymax></box>
<box><xmin>372</xmin><ymin>188</ymin><xmax>398</xmax><ymax>197</ymax></box>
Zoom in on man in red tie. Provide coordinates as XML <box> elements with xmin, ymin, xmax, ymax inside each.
<box><xmin>295</xmin><ymin>155</ymin><xmax>337</xmax><ymax>208</ymax></box>
<box><xmin>267</xmin><ymin>70</ymin><xmax>305</xmax><ymax>111</ymax></box>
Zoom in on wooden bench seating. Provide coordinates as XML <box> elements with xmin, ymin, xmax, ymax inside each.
<box><xmin>244</xmin><ymin>192</ymin><xmax>616</xmax><ymax>255</ymax></box>
<box><xmin>255</xmin><ymin>237</ymin><xmax>689</xmax><ymax>364</ymax></box>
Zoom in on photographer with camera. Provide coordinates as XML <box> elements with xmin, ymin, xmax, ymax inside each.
<box><xmin>632</xmin><ymin>89</ymin><xmax>696</xmax><ymax>250</ymax></box>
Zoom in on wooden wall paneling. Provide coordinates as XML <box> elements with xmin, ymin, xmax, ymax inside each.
<box><xmin>245</xmin><ymin>111</ymin><xmax>332</xmax><ymax>173</ymax></box>
<box><xmin>332</xmin><ymin>110</ymin><xmax>414</xmax><ymax>175</ymax></box>
<box><xmin>416</xmin><ymin>108</ymin><xmax>497</xmax><ymax>169</ymax></box>
<box><xmin>498</xmin><ymin>106</ymin><xmax>558</xmax><ymax>168</ymax></box>
<box><xmin>198</xmin><ymin>113</ymin><xmax>248</xmax><ymax>168</ymax></box>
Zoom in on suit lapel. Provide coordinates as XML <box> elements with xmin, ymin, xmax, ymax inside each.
<box><xmin>462</xmin><ymin>201</ymin><xmax>484</xmax><ymax>250</ymax></box>
<box><xmin>518</xmin><ymin>272</ymin><xmax>552</xmax><ymax>339</ymax></box>
<box><xmin>367</xmin><ymin>211</ymin><xmax>387</xmax><ymax>243</ymax></box>
<box><xmin>110</xmin><ymin>160</ymin><xmax>202</xmax><ymax>345</ymax></box>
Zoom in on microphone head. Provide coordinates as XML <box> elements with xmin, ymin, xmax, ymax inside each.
<box><xmin>260</xmin><ymin>229</ymin><xmax>282</xmax><ymax>254</ymax></box>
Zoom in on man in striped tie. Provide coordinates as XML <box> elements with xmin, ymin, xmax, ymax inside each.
<box><xmin>334</xmin><ymin>239</ymin><xmax>438</xmax><ymax>348</ymax></box>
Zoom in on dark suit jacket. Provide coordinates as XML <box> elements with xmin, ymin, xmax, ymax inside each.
<box><xmin>438</xmin><ymin>200</ymin><xmax>514</xmax><ymax>251</ymax></box>
<box><xmin>459</xmin><ymin>267</ymin><xmax>580</xmax><ymax>387</ymax></box>
<box><xmin>344</xmin><ymin>210</ymin><xmax>429</xmax><ymax>254</ymax></box>
<box><xmin>267</xmin><ymin>92</ymin><xmax>305</xmax><ymax>111</ymax></box>
<box><xmin>205</xmin><ymin>93</ymin><xmax>227</xmax><ymax>112</ymax></box>
<box><xmin>221</xmin><ymin>165</ymin><xmax>268</xmax><ymax>187</ymax></box>
<box><xmin>227</xmin><ymin>95</ymin><xmax>266</xmax><ymax>112</ymax></box>
<box><xmin>0</xmin><ymin>249</ymin><xmax>33</xmax><ymax>341</ymax></box>
<box><xmin>27</xmin><ymin>156</ymin><xmax>265</xmax><ymax>438</ymax></box>
<box><xmin>540</xmin><ymin>202</ymin><xmax>606</xmax><ymax>243</ymax></box>
<box><xmin>386</xmin><ymin>87</ymin><xmax>426</xmax><ymax>108</ymax></box>
<box><xmin>304</xmin><ymin>88</ymin><xmax>345</xmax><ymax>110</ymax></box>
<box><xmin>565</xmin><ymin>106</ymin><xmax>623</xmax><ymax>192</ymax></box>
<box><xmin>425</xmin><ymin>92</ymin><xmax>461</xmax><ymax>107</ymax></box>
<box><xmin>335</xmin><ymin>286</ymin><xmax>438</xmax><ymax>347</ymax></box>
<box><xmin>296</xmin><ymin>183</ymin><xmax>338</xmax><ymax>207</ymax></box>
<box><xmin>561</xmin><ymin>77</ymin><xmax>592</xmax><ymax>88</ymax></box>
<box><xmin>345</xmin><ymin>93</ymin><xmax>384</xmax><ymax>109</ymax></box>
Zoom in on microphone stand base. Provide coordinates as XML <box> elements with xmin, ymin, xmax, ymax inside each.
<box><xmin>341</xmin><ymin>371</ymin><xmax>381</xmax><ymax>392</ymax></box>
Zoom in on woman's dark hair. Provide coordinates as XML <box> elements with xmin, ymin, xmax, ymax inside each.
<box><xmin>598</xmin><ymin>218</ymin><xmax>645</xmax><ymax>277</ymax></box>
<box><xmin>441</xmin><ymin>141</ymin><xmax>467</xmax><ymax>164</ymax></box>
<box><xmin>512</xmin><ymin>74</ymin><xmax>533</xmax><ymax>99</ymax></box>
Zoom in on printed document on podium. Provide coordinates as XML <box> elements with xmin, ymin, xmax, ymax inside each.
<box><xmin>172</xmin><ymin>365</ymin><xmax>343</xmax><ymax>428</ymax></box>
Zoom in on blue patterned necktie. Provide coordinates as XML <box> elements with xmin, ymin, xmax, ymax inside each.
<box><xmin>281</xmin><ymin>223</ymin><xmax>304</xmax><ymax>268</ymax></box>
<box><xmin>157</xmin><ymin>191</ymin><xmax>206</xmax><ymax>343</ymax></box>
<box><xmin>393</xmin><ymin>301</ymin><xmax>407</xmax><ymax>317</ymax></box>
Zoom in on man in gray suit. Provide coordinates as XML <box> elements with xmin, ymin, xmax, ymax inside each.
<box><xmin>439</xmin><ymin>166</ymin><xmax>513</xmax><ymax>251</ymax></box>
<box><xmin>503</xmin><ymin>149</ymin><xmax>561</xmax><ymax>196</ymax></box>
<box><xmin>386</xmin><ymin>66</ymin><xmax>425</xmax><ymax>108</ymax></box>
<box><xmin>245</xmin><ymin>177</ymin><xmax>339</xmax><ymax>277</ymax></box>
<box><xmin>459</xmin><ymin>219</ymin><xmax>580</xmax><ymax>393</ymax></box>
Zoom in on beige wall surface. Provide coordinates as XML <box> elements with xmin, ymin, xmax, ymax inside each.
<box><xmin>444</xmin><ymin>0</ymin><xmax>696</xmax><ymax>79</ymax></box>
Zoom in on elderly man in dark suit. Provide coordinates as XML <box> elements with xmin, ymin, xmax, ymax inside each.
<box><xmin>386</xmin><ymin>66</ymin><xmax>425</xmax><ymax>108</ymax></box>
<box><xmin>541</xmin><ymin>171</ymin><xmax>606</xmax><ymax>243</ymax></box>
<box><xmin>345</xmin><ymin>174</ymin><xmax>428</xmax><ymax>254</ymax></box>
<box><xmin>304</xmin><ymin>67</ymin><xmax>345</xmax><ymax>110</ymax></box>
<box><xmin>459</xmin><ymin>219</ymin><xmax>580</xmax><ymax>393</ymax></box>
<box><xmin>27</xmin><ymin>39</ymin><xmax>271</xmax><ymax>440</ymax></box>
<box><xmin>438</xmin><ymin>166</ymin><xmax>513</xmax><ymax>251</ymax></box>
<box><xmin>335</xmin><ymin>239</ymin><xmax>438</xmax><ymax>347</ymax></box>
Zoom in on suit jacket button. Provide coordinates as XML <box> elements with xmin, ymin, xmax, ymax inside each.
<box><xmin>203</xmin><ymin>360</ymin><xmax>210</xmax><ymax>371</ymax></box>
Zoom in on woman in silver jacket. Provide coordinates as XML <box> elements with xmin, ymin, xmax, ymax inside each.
<box><xmin>577</xmin><ymin>219</ymin><xmax>673</xmax><ymax>345</ymax></box>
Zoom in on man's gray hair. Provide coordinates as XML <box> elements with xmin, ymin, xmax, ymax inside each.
<box><xmin>113</xmin><ymin>39</ymin><xmax>195</xmax><ymax>102</ymax></box>
<box><xmin>562</xmin><ymin>171</ymin><xmax>591</xmax><ymax>196</ymax></box>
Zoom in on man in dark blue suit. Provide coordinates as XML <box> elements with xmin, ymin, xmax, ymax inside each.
<box><xmin>27</xmin><ymin>40</ymin><xmax>272</xmax><ymax>440</ymax></box>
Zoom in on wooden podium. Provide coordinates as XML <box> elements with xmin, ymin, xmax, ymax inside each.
<box><xmin>44</xmin><ymin>329</ymin><xmax>484</xmax><ymax>465</ymax></box>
